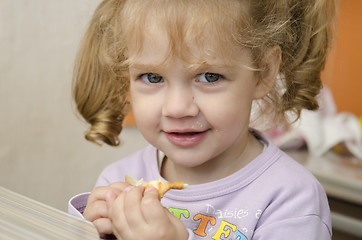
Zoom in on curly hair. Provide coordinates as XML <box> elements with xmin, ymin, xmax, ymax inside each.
<box><xmin>72</xmin><ymin>0</ymin><xmax>337</xmax><ymax>145</ymax></box>
<box><xmin>72</xmin><ymin>0</ymin><xmax>129</xmax><ymax>146</ymax></box>
<box><xmin>246</xmin><ymin>0</ymin><xmax>337</xmax><ymax>126</ymax></box>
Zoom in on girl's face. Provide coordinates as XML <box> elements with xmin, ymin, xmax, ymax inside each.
<box><xmin>128</xmin><ymin>23</ymin><xmax>268</xmax><ymax>183</ymax></box>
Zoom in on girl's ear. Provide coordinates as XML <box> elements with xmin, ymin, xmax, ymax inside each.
<box><xmin>253</xmin><ymin>46</ymin><xmax>281</xmax><ymax>99</ymax></box>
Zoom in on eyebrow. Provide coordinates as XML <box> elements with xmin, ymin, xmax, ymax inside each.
<box><xmin>129</xmin><ymin>62</ymin><xmax>235</xmax><ymax>71</ymax></box>
<box><xmin>187</xmin><ymin>62</ymin><xmax>235</xmax><ymax>71</ymax></box>
<box><xmin>129</xmin><ymin>63</ymin><xmax>163</xmax><ymax>70</ymax></box>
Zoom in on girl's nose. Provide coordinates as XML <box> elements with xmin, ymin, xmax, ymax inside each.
<box><xmin>162</xmin><ymin>86</ymin><xmax>199</xmax><ymax>118</ymax></box>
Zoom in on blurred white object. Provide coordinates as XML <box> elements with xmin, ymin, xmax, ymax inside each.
<box><xmin>298</xmin><ymin>88</ymin><xmax>362</xmax><ymax>159</ymax></box>
<box><xmin>266</xmin><ymin>88</ymin><xmax>362</xmax><ymax>160</ymax></box>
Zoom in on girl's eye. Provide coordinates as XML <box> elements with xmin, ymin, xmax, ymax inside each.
<box><xmin>140</xmin><ymin>73</ymin><xmax>163</xmax><ymax>83</ymax></box>
<box><xmin>199</xmin><ymin>72</ymin><xmax>222</xmax><ymax>83</ymax></box>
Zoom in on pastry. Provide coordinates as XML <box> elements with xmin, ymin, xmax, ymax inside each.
<box><xmin>125</xmin><ymin>175</ymin><xmax>187</xmax><ymax>199</ymax></box>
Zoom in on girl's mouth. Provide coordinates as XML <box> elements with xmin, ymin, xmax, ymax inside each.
<box><xmin>165</xmin><ymin>130</ymin><xmax>208</xmax><ymax>147</ymax></box>
<box><xmin>172</xmin><ymin>132</ymin><xmax>199</xmax><ymax>135</ymax></box>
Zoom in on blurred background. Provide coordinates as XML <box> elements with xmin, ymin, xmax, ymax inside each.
<box><xmin>0</xmin><ymin>0</ymin><xmax>149</xmax><ymax>212</ymax></box>
<box><xmin>0</xmin><ymin>0</ymin><xmax>361</xmax><ymax>215</ymax></box>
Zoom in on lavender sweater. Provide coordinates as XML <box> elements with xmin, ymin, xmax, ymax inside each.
<box><xmin>69</xmin><ymin>136</ymin><xmax>331</xmax><ymax>240</ymax></box>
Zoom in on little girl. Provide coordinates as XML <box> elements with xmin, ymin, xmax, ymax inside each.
<box><xmin>69</xmin><ymin>0</ymin><xmax>336</xmax><ymax>239</ymax></box>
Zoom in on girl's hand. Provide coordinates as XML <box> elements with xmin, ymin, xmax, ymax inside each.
<box><xmin>83</xmin><ymin>182</ymin><xmax>131</xmax><ymax>238</ymax></box>
<box><xmin>106</xmin><ymin>186</ymin><xmax>188</xmax><ymax>240</ymax></box>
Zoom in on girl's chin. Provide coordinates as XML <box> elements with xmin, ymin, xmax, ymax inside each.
<box><xmin>163</xmin><ymin>151</ymin><xmax>212</xmax><ymax>169</ymax></box>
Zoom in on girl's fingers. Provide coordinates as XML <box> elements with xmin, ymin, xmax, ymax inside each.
<box><xmin>108</xmin><ymin>189</ymin><xmax>133</xmax><ymax>239</ymax></box>
<box><xmin>93</xmin><ymin>217</ymin><xmax>114</xmax><ymax>236</ymax></box>
<box><xmin>83</xmin><ymin>200</ymin><xmax>108</xmax><ymax>221</ymax></box>
<box><xmin>141</xmin><ymin>187</ymin><xmax>168</xmax><ymax>225</ymax></box>
<box><xmin>86</xmin><ymin>186</ymin><xmax>112</xmax><ymax>204</ymax></box>
<box><xmin>109</xmin><ymin>182</ymin><xmax>132</xmax><ymax>192</ymax></box>
<box><xmin>108</xmin><ymin>186</ymin><xmax>188</xmax><ymax>239</ymax></box>
<box><xmin>105</xmin><ymin>190</ymin><xmax>117</xmax><ymax>209</ymax></box>
<box><xmin>85</xmin><ymin>182</ymin><xmax>132</xmax><ymax>222</ymax></box>
<box><xmin>108</xmin><ymin>186</ymin><xmax>154</xmax><ymax>238</ymax></box>
<box><xmin>123</xmin><ymin>186</ymin><xmax>147</xmax><ymax>227</ymax></box>
<box><xmin>88</xmin><ymin>182</ymin><xmax>129</xmax><ymax>204</ymax></box>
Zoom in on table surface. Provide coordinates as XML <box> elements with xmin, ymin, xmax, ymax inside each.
<box><xmin>0</xmin><ymin>186</ymin><xmax>99</xmax><ymax>240</ymax></box>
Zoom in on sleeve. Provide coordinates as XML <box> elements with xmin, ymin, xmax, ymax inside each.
<box><xmin>67</xmin><ymin>162</ymin><xmax>116</xmax><ymax>218</ymax></box>
<box><xmin>253</xmin><ymin>215</ymin><xmax>331</xmax><ymax>240</ymax></box>
<box><xmin>66</xmin><ymin>158</ymin><xmax>125</xmax><ymax>219</ymax></box>
<box><xmin>68</xmin><ymin>192</ymin><xmax>91</xmax><ymax>219</ymax></box>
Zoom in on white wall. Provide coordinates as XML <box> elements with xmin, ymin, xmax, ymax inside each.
<box><xmin>0</xmin><ymin>0</ymin><xmax>148</xmax><ymax>211</ymax></box>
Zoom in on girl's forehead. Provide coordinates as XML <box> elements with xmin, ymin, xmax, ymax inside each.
<box><xmin>129</xmin><ymin>26</ymin><xmax>221</xmax><ymax>67</ymax></box>
<box><xmin>127</xmin><ymin>23</ymin><xmax>253</xmax><ymax>71</ymax></box>
<box><xmin>127</xmin><ymin>20</ymin><xmax>170</xmax><ymax>65</ymax></box>
<box><xmin>122</xmin><ymin>0</ymin><xmax>250</xmax><ymax>65</ymax></box>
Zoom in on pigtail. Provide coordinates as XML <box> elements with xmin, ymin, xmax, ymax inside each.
<box><xmin>72</xmin><ymin>0</ymin><xmax>129</xmax><ymax>146</ymax></box>
<box><xmin>279</xmin><ymin>0</ymin><xmax>337</xmax><ymax>119</ymax></box>
<box><xmin>248</xmin><ymin>0</ymin><xmax>337</xmax><ymax>124</ymax></box>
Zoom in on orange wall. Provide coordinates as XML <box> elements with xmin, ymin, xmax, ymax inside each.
<box><xmin>322</xmin><ymin>0</ymin><xmax>362</xmax><ymax>116</ymax></box>
<box><xmin>123</xmin><ymin>108</ymin><xmax>136</xmax><ymax>125</ymax></box>
<box><xmin>125</xmin><ymin>0</ymin><xmax>362</xmax><ymax>125</ymax></box>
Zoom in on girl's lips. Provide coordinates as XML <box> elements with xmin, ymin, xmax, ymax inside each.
<box><xmin>164</xmin><ymin>130</ymin><xmax>208</xmax><ymax>147</ymax></box>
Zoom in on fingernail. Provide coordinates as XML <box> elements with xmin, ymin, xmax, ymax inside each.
<box><xmin>124</xmin><ymin>186</ymin><xmax>134</xmax><ymax>192</ymax></box>
<box><xmin>144</xmin><ymin>186</ymin><xmax>157</xmax><ymax>193</ymax></box>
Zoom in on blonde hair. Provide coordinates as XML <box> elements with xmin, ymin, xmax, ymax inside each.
<box><xmin>73</xmin><ymin>0</ymin><xmax>337</xmax><ymax>146</ymax></box>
